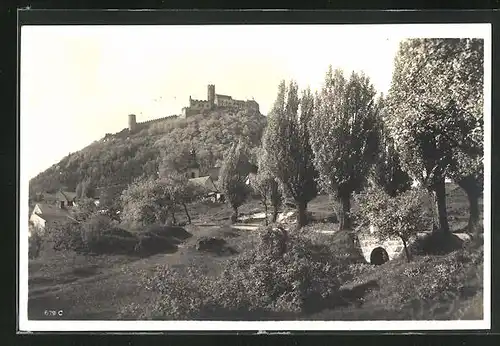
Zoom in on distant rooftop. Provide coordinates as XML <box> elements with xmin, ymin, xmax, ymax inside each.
<box><xmin>188</xmin><ymin>176</ymin><xmax>218</xmax><ymax>192</ymax></box>
<box><xmin>33</xmin><ymin>203</ymin><xmax>74</xmax><ymax>223</ymax></box>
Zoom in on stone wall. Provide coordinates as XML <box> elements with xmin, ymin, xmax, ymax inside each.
<box><xmin>137</xmin><ymin>115</ymin><xmax>178</xmax><ymax>127</ymax></box>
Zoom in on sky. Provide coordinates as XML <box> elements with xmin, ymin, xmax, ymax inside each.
<box><xmin>20</xmin><ymin>24</ymin><xmax>490</xmax><ymax>179</ymax></box>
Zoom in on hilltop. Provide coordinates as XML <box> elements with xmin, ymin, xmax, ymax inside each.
<box><xmin>29</xmin><ymin>108</ymin><xmax>267</xmax><ymax>199</ymax></box>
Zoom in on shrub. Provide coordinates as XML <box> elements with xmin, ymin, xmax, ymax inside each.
<box><xmin>356</xmin><ymin>187</ymin><xmax>432</xmax><ymax>262</ymax></box>
<box><xmin>408</xmin><ymin>231</ymin><xmax>466</xmax><ymax>256</ymax></box>
<box><xmin>47</xmin><ymin>219</ymin><xmax>85</xmax><ymax>252</ymax></box>
<box><xmin>132</xmin><ymin>224</ymin><xmax>192</xmax><ymax>256</ymax></box>
<box><xmin>126</xmin><ymin>226</ymin><xmax>346</xmax><ymax>320</ymax></box>
<box><xmin>47</xmin><ymin>213</ymin><xmax>138</xmax><ymax>255</ymax></box>
<box><xmin>120</xmin><ymin>178</ymin><xmax>173</xmax><ymax>228</ymax></box>
<box><xmin>213</xmin><ymin>227</ymin><xmax>343</xmax><ymax>315</ymax></box>
<box><xmin>144</xmin><ymin>224</ymin><xmax>191</xmax><ymax>240</ymax></box>
<box><xmin>361</xmin><ymin>244</ymin><xmax>483</xmax><ymax>319</ymax></box>
<box><xmin>80</xmin><ymin>214</ymin><xmax>115</xmax><ymax>251</ymax></box>
<box><xmin>134</xmin><ymin>233</ymin><xmax>177</xmax><ymax>257</ymax></box>
<box><xmin>118</xmin><ymin>265</ymin><xmax>219</xmax><ymax>320</ymax></box>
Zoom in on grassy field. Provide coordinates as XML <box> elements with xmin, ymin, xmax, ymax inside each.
<box><xmin>28</xmin><ymin>184</ymin><xmax>484</xmax><ymax>321</ymax></box>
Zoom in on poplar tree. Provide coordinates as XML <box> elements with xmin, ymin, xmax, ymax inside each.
<box><xmin>309</xmin><ymin>67</ymin><xmax>379</xmax><ymax>230</ymax></box>
<box><xmin>219</xmin><ymin>140</ymin><xmax>251</xmax><ymax>223</ymax></box>
<box><xmin>262</xmin><ymin>80</ymin><xmax>318</xmax><ymax>228</ymax></box>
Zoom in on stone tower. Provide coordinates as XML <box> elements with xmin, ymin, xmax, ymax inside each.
<box><xmin>128</xmin><ymin>114</ymin><xmax>137</xmax><ymax>132</ymax></box>
<box><xmin>207</xmin><ymin>84</ymin><xmax>215</xmax><ymax>108</ymax></box>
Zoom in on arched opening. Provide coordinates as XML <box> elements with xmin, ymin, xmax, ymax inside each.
<box><xmin>370</xmin><ymin>247</ymin><xmax>389</xmax><ymax>265</ymax></box>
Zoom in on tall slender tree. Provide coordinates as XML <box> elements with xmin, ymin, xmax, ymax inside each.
<box><xmin>371</xmin><ymin>94</ymin><xmax>412</xmax><ymax>197</ymax></box>
<box><xmin>309</xmin><ymin>67</ymin><xmax>379</xmax><ymax>230</ymax></box>
<box><xmin>262</xmin><ymin>80</ymin><xmax>318</xmax><ymax>228</ymax></box>
<box><xmin>219</xmin><ymin>139</ymin><xmax>252</xmax><ymax>223</ymax></box>
<box><xmin>251</xmin><ymin>148</ymin><xmax>283</xmax><ymax>225</ymax></box>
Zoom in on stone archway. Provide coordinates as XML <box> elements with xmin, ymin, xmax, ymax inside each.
<box><xmin>370</xmin><ymin>246</ymin><xmax>389</xmax><ymax>265</ymax></box>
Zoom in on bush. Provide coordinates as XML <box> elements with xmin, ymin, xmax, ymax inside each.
<box><xmin>361</xmin><ymin>245</ymin><xmax>483</xmax><ymax>319</ymax></box>
<box><xmin>356</xmin><ymin>187</ymin><xmax>432</xmax><ymax>262</ymax></box>
<box><xmin>47</xmin><ymin>219</ymin><xmax>85</xmax><ymax>252</ymax></box>
<box><xmin>118</xmin><ymin>265</ymin><xmax>217</xmax><ymax>320</ymax></box>
<box><xmin>307</xmin><ymin>243</ymin><xmax>483</xmax><ymax>321</ymax></box>
<box><xmin>409</xmin><ymin>231</ymin><xmax>466</xmax><ymax>256</ymax></box>
<box><xmin>213</xmin><ymin>227</ymin><xmax>342</xmax><ymax>316</ymax></box>
<box><xmin>144</xmin><ymin>224</ymin><xmax>192</xmax><ymax>240</ymax></box>
<box><xmin>80</xmin><ymin>214</ymin><xmax>115</xmax><ymax>251</ymax></box>
<box><xmin>134</xmin><ymin>233</ymin><xmax>178</xmax><ymax>257</ymax></box>
<box><xmin>47</xmin><ymin>213</ymin><xmax>138</xmax><ymax>255</ymax></box>
<box><xmin>122</xmin><ymin>226</ymin><xmax>346</xmax><ymax>320</ymax></box>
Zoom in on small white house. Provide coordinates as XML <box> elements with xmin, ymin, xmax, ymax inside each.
<box><xmin>29</xmin><ymin>203</ymin><xmax>74</xmax><ymax>235</ymax></box>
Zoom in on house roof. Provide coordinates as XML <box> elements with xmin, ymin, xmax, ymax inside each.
<box><xmin>56</xmin><ymin>190</ymin><xmax>77</xmax><ymax>202</ymax></box>
<box><xmin>188</xmin><ymin>176</ymin><xmax>218</xmax><ymax>192</ymax></box>
<box><xmin>33</xmin><ymin>203</ymin><xmax>74</xmax><ymax>223</ymax></box>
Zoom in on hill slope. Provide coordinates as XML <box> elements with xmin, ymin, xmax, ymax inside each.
<box><xmin>29</xmin><ymin>109</ymin><xmax>267</xmax><ymax>198</ymax></box>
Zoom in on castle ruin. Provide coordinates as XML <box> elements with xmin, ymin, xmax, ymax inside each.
<box><xmin>181</xmin><ymin>84</ymin><xmax>260</xmax><ymax>118</ymax></box>
<box><xmin>128</xmin><ymin>84</ymin><xmax>260</xmax><ymax>132</ymax></box>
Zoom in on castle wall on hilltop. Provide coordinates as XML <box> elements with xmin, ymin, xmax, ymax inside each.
<box><xmin>129</xmin><ymin>84</ymin><xmax>260</xmax><ymax>131</ymax></box>
<box><xmin>127</xmin><ymin>114</ymin><xmax>179</xmax><ymax>132</ymax></box>
<box><xmin>137</xmin><ymin>115</ymin><xmax>178</xmax><ymax>126</ymax></box>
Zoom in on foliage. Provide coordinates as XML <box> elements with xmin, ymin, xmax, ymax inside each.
<box><xmin>120</xmin><ymin>178</ymin><xmax>173</xmax><ymax>228</ymax></box>
<box><xmin>73</xmin><ymin>198</ymin><xmax>99</xmax><ymax>221</ymax></box>
<box><xmin>386</xmin><ymin>38</ymin><xmax>484</xmax><ymax>233</ymax></box>
<box><xmin>366</xmin><ymin>246</ymin><xmax>483</xmax><ymax>318</ymax></box>
<box><xmin>160</xmin><ymin>172</ymin><xmax>203</xmax><ymax>224</ymax></box>
<box><xmin>310</xmin><ymin>67</ymin><xmax>379</xmax><ymax>230</ymax></box>
<box><xmin>29</xmin><ymin>110</ymin><xmax>266</xmax><ymax>198</ymax></box>
<box><xmin>219</xmin><ymin>140</ymin><xmax>252</xmax><ymax>221</ymax></box>
<box><xmin>213</xmin><ymin>227</ymin><xmax>342</xmax><ymax>315</ymax></box>
<box><xmin>356</xmin><ymin>187</ymin><xmax>433</xmax><ymax>262</ymax></box>
<box><xmin>159</xmin><ymin>145</ymin><xmax>197</xmax><ymax>175</ymax></box>
<box><xmin>76</xmin><ymin>178</ymin><xmax>95</xmax><ymax>199</ymax></box>
<box><xmin>250</xmin><ymin>150</ymin><xmax>283</xmax><ymax>225</ymax></box>
<box><xmin>308</xmin><ymin>243</ymin><xmax>483</xmax><ymax>321</ymax></box>
<box><xmin>370</xmin><ymin>94</ymin><xmax>412</xmax><ymax>197</ymax></box>
<box><xmin>46</xmin><ymin>218</ymin><xmax>85</xmax><ymax>252</ymax></box>
<box><xmin>97</xmin><ymin>184</ymin><xmax>124</xmax><ymax>221</ymax></box>
<box><xmin>122</xmin><ymin>227</ymin><xmax>345</xmax><ymax>320</ymax></box>
<box><xmin>79</xmin><ymin>214</ymin><xmax>116</xmax><ymax>252</ymax></box>
<box><xmin>45</xmin><ymin>211</ymin><xmax>127</xmax><ymax>254</ymax></box>
<box><xmin>262</xmin><ymin>80</ymin><xmax>318</xmax><ymax>227</ymax></box>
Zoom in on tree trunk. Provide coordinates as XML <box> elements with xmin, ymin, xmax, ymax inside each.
<box><xmin>296</xmin><ymin>200</ymin><xmax>308</xmax><ymax>228</ymax></box>
<box><xmin>171</xmin><ymin>209</ymin><xmax>177</xmax><ymax>226</ymax></box>
<box><xmin>272</xmin><ymin>205</ymin><xmax>279</xmax><ymax>223</ymax></box>
<box><xmin>231</xmin><ymin>205</ymin><xmax>239</xmax><ymax>224</ymax></box>
<box><xmin>337</xmin><ymin>192</ymin><xmax>352</xmax><ymax>231</ymax></box>
<box><xmin>182</xmin><ymin>202</ymin><xmax>191</xmax><ymax>224</ymax></box>
<box><xmin>457</xmin><ymin>176</ymin><xmax>481</xmax><ymax>236</ymax></box>
<box><xmin>401</xmin><ymin>237</ymin><xmax>412</xmax><ymax>263</ymax></box>
<box><xmin>263</xmin><ymin>201</ymin><xmax>269</xmax><ymax>226</ymax></box>
<box><xmin>428</xmin><ymin>179</ymin><xmax>450</xmax><ymax>233</ymax></box>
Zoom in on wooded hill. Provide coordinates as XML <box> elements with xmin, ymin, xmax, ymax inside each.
<box><xmin>29</xmin><ymin>108</ymin><xmax>267</xmax><ymax>199</ymax></box>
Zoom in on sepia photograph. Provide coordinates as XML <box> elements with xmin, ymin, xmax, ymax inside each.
<box><xmin>19</xmin><ymin>22</ymin><xmax>490</xmax><ymax>331</ymax></box>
